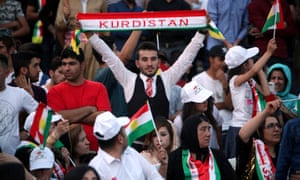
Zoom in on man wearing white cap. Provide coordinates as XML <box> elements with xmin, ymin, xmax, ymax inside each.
<box><xmin>223</xmin><ymin>38</ymin><xmax>277</xmax><ymax>159</ymax></box>
<box><xmin>89</xmin><ymin>111</ymin><xmax>163</xmax><ymax>180</ymax></box>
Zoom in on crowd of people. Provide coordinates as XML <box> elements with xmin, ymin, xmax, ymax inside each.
<box><xmin>0</xmin><ymin>0</ymin><xmax>300</xmax><ymax>179</ymax></box>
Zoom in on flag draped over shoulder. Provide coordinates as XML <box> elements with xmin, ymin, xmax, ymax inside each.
<box><xmin>125</xmin><ymin>103</ymin><xmax>155</xmax><ymax>146</ymax></box>
<box><xmin>261</xmin><ymin>0</ymin><xmax>284</xmax><ymax>33</ymax></box>
<box><xmin>29</xmin><ymin>103</ymin><xmax>52</xmax><ymax>148</ymax></box>
<box><xmin>207</xmin><ymin>21</ymin><xmax>225</xmax><ymax>40</ymax></box>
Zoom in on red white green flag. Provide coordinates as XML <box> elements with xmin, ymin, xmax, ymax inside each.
<box><xmin>29</xmin><ymin>103</ymin><xmax>52</xmax><ymax>148</ymax></box>
<box><xmin>182</xmin><ymin>149</ymin><xmax>221</xmax><ymax>180</ymax></box>
<box><xmin>208</xmin><ymin>21</ymin><xmax>225</xmax><ymax>40</ymax></box>
<box><xmin>261</xmin><ymin>0</ymin><xmax>285</xmax><ymax>33</ymax></box>
<box><xmin>125</xmin><ymin>102</ymin><xmax>155</xmax><ymax>146</ymax></box>
<box><xmin>78</xmin><ymin>10</ymin><xmax>207</xmax><ymax>31</ymax></box>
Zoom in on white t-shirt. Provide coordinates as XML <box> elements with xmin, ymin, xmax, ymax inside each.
<box><xmin>229</xmin><ymin>76</ymin><xmax>254</xmax><ymax>127</ymax></box>
<box><xmin>192</xmin><ymin>72</ymin><xmax>233</xmax><ymax>131</ymax></box>
<box><xmin>0</xmin><ymin>86</ymin><xmax>38</xmax><ymax>154</ymax></box>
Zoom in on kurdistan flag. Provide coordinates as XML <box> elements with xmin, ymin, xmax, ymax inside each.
<box><xmin>29</xmin><ymin>103</ymin><xmax>52</xmax><ymax>148</ymax></box>
<box><xmin>208</xmin><ymin>21</ymin><xmax>225</xmax><ymax>40</ymax></box>
<box><xmin>261</xmin><ymin>0</ymin><xmax>284</xmax><ymax>33</ymax></box>
<box><xmin>125</xmin><ymin>102</ymin><xmax>155</xmax><ymax>145</ymax></box>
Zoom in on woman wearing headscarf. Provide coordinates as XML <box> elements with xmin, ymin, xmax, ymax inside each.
<box><xmin>167</xmin><ymin>114</ymin><xmax>236</xmax><ymax>179</ymax></box>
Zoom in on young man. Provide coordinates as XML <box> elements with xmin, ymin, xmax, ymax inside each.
<box><xmin>42</xmin><ymin>56</ymin><xmax>65</xmax><ymax>93</ymax></box>
<box><xmin>89</xmin><ymin>31</ymin><xmax>206</xmax><ymax>118</ymax></box>
<box><xmin>192</xmin><ymin>45</ymin><xmax>233</xmax><ymax>146</ymax></box>
<box><xmin>9</xmin><ymin>50</ymin><xmax>47</xmax><ymax>104</ymax></box>
<box><xmin>89</xmin><ymin>31</ymin><xmax>206</xmax><ymax>151</ymax></box>
<box><xmin>47</xmin><ymin>46</ymin><xmax>111</xmax><ymax>151</ymax></box>
<box><xmin>0</xmin><ymin>54</ymin><xmax>38</xmax><ymax>154</ymax></box>
<box><xmin>0</xmin><ymin>35</ymin><xmax>15</xmax><ymax>84</ymax></box>
<box><xmin>89</xmin><ymin>111</ymin><xmax>164</xmax><ymax>180</ymax></box>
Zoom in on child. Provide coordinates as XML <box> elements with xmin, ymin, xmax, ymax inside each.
<box><xmin>224</xmin><ymin>38</ymin><xmax>277</xmax><ymax>159</ymax></box>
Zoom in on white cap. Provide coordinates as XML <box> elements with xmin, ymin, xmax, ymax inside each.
<box><xmin>24</xmin><ymin>112</ymin><xmax>62</xmax><ymax>132</ymax></box>
<box><xmin>181</xmin><ymin>81</ymin><xmax>213</xmax><ymax>103</ymax></box>
<box><xmin>29</xmin><ymin>147</ymin><xmax>54</xmax><ymax>171</ymax></box>
<box><xmin>93</xmin><ymin>111</ymin><xmax>130</xmax><ymax>141</ymax></box>
<box><xmin>225</xmin><ymin>46</ymin><xmax>259</xmax><ymax>69</ymax></box>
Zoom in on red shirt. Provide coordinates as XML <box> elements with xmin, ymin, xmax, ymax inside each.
<box><xmin>47</xmin><ymin>80</ymin><xmax>111</xmax><ymax>151</ymax></box>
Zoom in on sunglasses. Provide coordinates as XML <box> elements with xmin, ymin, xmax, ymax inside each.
<box><xmin>264</xmin><ymin>122</ymin><xmax>282</xmax><ymax>129</ymax></box>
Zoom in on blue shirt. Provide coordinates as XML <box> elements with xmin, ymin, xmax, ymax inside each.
<box><xmin>276</xmin><ymin>118</ymin><xmax>300</xmax><ymax>179</ymax></box>
<box><xmin>108</xmin><ymin>0</ymin><xmax>144</xmax><ymax>51</ymax></box>
<box><xmin>206</xmin><ymin>0</ymin><xmax>250</xmax><ymax>49</ymax></box>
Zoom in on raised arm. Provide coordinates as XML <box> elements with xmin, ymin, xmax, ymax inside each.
<box><xmin>234</xmin><ymin>38</ymin><xmax>277</xmax><ymax>87</ymax></box>
<box><xmin>118</xmin><ymin>30</ymin><xmax>142</xmax><ymax>63</ymax></box>
<box><xmin>239</xmin><ymin>99</ymin><xmax>281</xmax><ymax>143</ymax></box>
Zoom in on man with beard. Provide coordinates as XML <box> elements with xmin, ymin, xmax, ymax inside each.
<box><xmin>88</xmin><ymin>30</ymin><xmax>206</xmax><ymax>151</ymax></box>
<box><xmin>9</xmin><ymin>50</ymin><xmax>47</xmax><ymax>104</ymax></box>
<box><xmin>89</xmin><ymin>111</ymin><xmax>163</xmax><ymax>180</ymax></box>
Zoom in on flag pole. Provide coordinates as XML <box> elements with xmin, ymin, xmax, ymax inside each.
<box><xmin>147</xmin><ymin>101</ymin><xmax>162</xmax><ymax>145</ymax></box>
<box><xmin>156</xmin><ymin>32</ymin><xmax>160</xmax><ymax>50</ymax></box>
<box><xmin>273</xmin><ymin>0</ymin><xmax>278</xmax><ymax>39</ymax></box>
<box><xmin>281</xmin><ymin>97</ymin><xmax>300</xmax><ymax>103</ymax></box>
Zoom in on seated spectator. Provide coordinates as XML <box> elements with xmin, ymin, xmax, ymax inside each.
<box><xmin>236</xmin><ymin>99</ymin><xmax>282</xmax><ymax>179</ymax></box>
<box><xmin>140</xmin><ymin>117</ymin><xmax>173</xmax><ymax>178</ymax></box>
<box><xmin>61</xmin><ymin>125</ymin><xmax>95</xmax><ymax>168</ymax></box>
<box><xmin>267</xmin><ymin>63</ymin><xmax>298</xmax><ymax>114</ymax></box>
<box><xmin>167</xmin><ymin>113</ymin><xmax>236</xmax><ymax>179</ymax></box>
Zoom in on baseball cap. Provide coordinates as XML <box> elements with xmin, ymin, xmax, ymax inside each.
<box><xmin>209</xmin><ymin>45</ymin><xmax>227</xmax><ymax>58</ymax></box>
<box><xmin>93</xmin><ymin>112</ymin><xmax>130</xmax><ymax>141</ymax></box>
<box><xmin>29</xmin><ymin>147</ymin><xmax>54</xmax><ymax>171</ymax></box>
<box><xmin>225</xmin><ymin>46</ymin><xmax>259</xmax><ymax>69</ymax></box>
<box><xmin>24</xmin><ymin>112</ymin><xmax>62</xmax><ymax>132</ymax></box>
<box><xmin>181</xmin><ymin>81</ymin><xmax>213</xmax><ymax>103</ymax></box>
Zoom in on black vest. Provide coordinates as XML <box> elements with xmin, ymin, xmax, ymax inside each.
<box><xmin>127</xmin><ymin>75</ymin><xmax>169</xmax><ymax>119</ymax></box>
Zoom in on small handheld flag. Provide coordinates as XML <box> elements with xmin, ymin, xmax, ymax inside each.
<box><xmin>29</xmin><ymin>103</ymin><xmax>53</xmax><ymax>148</ymax></box>
<box><xmin>125</xmin><ymin>102</ymin><xmax>156</xmax><ymax>146</ymax></box>
<box><xmin>208</xmin><ymin>21</ymin><xmax>225</xmax><ymax>40</ymax></box>
<box><xmin>261</xmin><ymin>0</ymin><xmax>284</xmax><ymax>34</ymax></box>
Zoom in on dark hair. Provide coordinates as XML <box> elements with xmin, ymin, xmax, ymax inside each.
<box><xmin>13</xmin><ymin>51</ymin><xmax>40</xmax><ymax>76</ymax></box>
<box><xmin>61</xmin><ymin>46</ymin><xmax>84</xmax><ymax>63</ymax></box>
<box><xmin>49</xmin><ymin>56</ymin><xmax>62</xmax><ymax>71</ymax></box>
<box><xmin>136</xmin><ymin>41</ymin><xmax>158</xmax><ymax>60</ymax></box>
<box><xmin>143</xmin><ymin>116</ymin><xmax>174</xmax><ymax>153</ymax></box>
<box><xmin>14</xmin><ymin>146</ymin><xmax>34</xmax><ymax>171</ymax></box>
<box><xmin>257</xmin><ymin>113</ymin><xmax>281</xmax><ymax>141</ymax></box>
<box><xmin>97</xmin><ymin>129</ymin><xmax>122</xmax><ymax>150</ymax></box>
<box><xmin>181</xmin><ymin>114</ymin><xmax>210</xmax><ymax>154</ymax></box>
<box><xmin>64</xmin><ymin>165</ymin><xmax>100</xmax><ymax>180</ymax></box>
<box><xmin>0</xmin><ymin>54</ymin><xmax>8</xmax><ymax>69</ymax></box>
<box><xmin>0</xmin><ymin>162</ymin><xmax>26</xmax><ymax>180</ymax></box>
<box><xmin>0</xmin><ymin>35</ymin><xmax>15</xmax><ymax>50</ymax></box>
